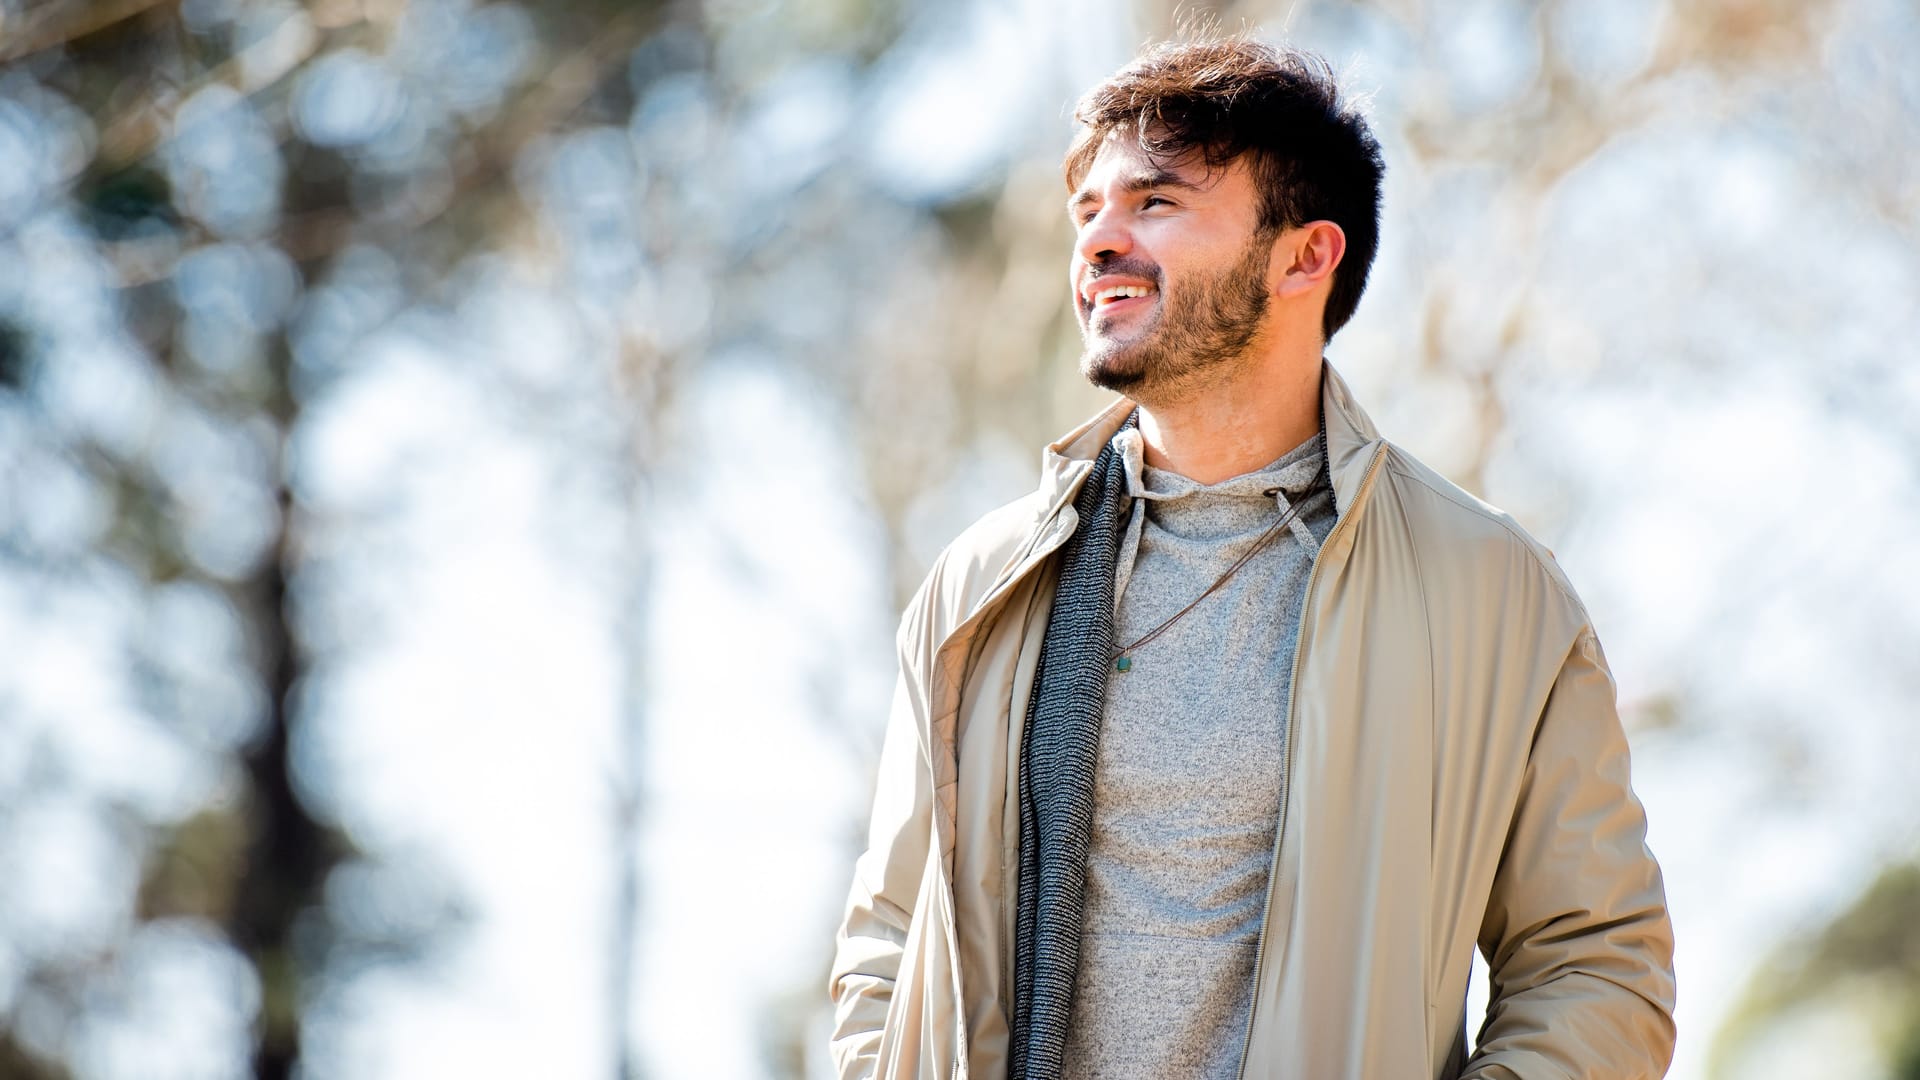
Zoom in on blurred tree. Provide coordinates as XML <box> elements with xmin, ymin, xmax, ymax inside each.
<box><xmin>2</xmin><ymin>0</ymin><xmax>672</xmax><ymax>1076</ymax></box>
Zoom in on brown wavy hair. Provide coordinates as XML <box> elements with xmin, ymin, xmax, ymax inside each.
<box><xmin>1065</xmin><ymin>37</ymin><xmax>1386</xmax><ymax>342</ymax></box>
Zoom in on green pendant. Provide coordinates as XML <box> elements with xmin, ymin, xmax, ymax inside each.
<box><xmin>1114</xmin><ymin>656</ymin><xmax>1132</xmax><ymax>673</ymax></box>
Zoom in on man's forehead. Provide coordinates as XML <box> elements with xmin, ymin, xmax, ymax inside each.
<box><xmin>1069</xmin><ymin>138</ymin><xmax>1231</xmax><ymax>205</ymax></box>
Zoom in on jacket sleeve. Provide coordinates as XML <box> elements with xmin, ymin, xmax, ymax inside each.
<box><xmin>1461</xmin><ymin>626</ymin><xmax>1677</xmax><ymax>1080</ymax></box>
<box><xmin>827</xmin><ymin>648</ymin><xmax>936</xmax><ymax>1079</ymax></box>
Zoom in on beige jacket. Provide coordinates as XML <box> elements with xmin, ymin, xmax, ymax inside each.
<box><xmin>830</xmin><ymin>361</ymin><xmax>1676</xmax><ymax>1080</ymax></box>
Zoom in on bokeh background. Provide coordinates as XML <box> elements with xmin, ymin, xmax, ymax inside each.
<box><xmin>2</xmin><ymin>0</ymin><xmax>1917</xmax><ymax>1077</ymax></box>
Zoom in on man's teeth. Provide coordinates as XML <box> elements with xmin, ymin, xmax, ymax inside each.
<box><xmin>1093</xmin><ymin>285</ymin><xmax>1152</xmax><ymax>305</ymax></box>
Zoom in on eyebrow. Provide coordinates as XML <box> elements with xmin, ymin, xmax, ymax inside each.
<box><xmin>1067</xmin><ymin>169</ymin><xmax>1208</xmax><ymax>214</ymax></box>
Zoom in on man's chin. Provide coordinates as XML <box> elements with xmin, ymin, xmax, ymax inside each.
<box><xmin>1079</xmin><ymin>347</ymin><xmax>1150</xmax><ymax>396</ymax></box>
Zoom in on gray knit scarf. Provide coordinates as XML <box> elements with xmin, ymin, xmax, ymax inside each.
<box><xmin>1011</xmin><ymin>417</ymin><xmax>1135</xmax><ymax>1080</ymax></box>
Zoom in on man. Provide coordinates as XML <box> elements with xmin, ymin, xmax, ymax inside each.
<box><xmin>830</xmin><ymin>35</ymin><xmax>1675</xmax><ymax>1080</ymax></box>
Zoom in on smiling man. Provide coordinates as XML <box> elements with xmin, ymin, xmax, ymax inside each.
<box><xmin>831</xmin><ymin>36</ymin><xmax>1675</xmax><ymax>1080</ymax></box>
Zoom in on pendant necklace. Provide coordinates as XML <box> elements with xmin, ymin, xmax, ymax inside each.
<box><xmin>1110</xmin><ymin>453</ymin><xmax>1327</xmax><ymax>674</ymax></box>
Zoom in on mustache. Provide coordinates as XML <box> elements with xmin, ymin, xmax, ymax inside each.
<box><xmin>1085</xmin><ymin>259</ymin><xmax>1163</xmax><ymax>288</ymax></box>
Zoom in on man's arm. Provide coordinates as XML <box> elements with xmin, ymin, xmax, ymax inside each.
<box><xmin>827</xmin><ymin>660</ymin><xmax>934</xmax><ymax>1080</ymax></box>
<box><xmin>1462</xmin><ymin>626</ymin><xmax>1677</xmax><ymax>1080</ymax></box>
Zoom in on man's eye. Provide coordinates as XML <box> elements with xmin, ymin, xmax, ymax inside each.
<box><xmin>1142</xmin><ymin>195</ymin><xmax>1171</xmax><ymax>209</ymax></box>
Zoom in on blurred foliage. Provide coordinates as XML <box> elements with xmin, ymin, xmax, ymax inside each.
<box><xmin>1</xmin><ymin>0</ymin><xmax>672</xmax><ymax>1075</ymax></box>
<box><xmin>1713</xmin><ymin>862</ymin><xmax>1920</xmax><ymax>1078</ymax></box>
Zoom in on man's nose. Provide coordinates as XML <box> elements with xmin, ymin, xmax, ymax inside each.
<box><xmin>1075</xmin><ymin>207</ymin><xmax>1133</xmax><ymax>264</ymax></box>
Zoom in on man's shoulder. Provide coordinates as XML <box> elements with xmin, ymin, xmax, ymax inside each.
<box><xmin>898</xmin><ymin>486</ymin><xmax>1056</xmax><ymax>647</ymax></box>
<box><xmin>942</xmin><ymin>487</ymin><xmax>1056</xmax><ymax>580</ymax></box>
<box><xmin>1377</xmin><ymin>442</ymin><xmax>1590</xmax><ymax>622</ymax></box>
<box><xmin>895</xmin><ymin>398</ymin><xmax>1125</xmax><ymax>657</ymax></box>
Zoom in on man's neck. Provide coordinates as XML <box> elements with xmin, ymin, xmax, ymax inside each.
<box><xmin>1136</xmin><ymin>354</ymin><xmax>1324</xmax><ymax>485</ymax></box>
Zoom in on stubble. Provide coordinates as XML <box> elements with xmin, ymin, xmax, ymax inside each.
<box><xmin>1078</xmin><ymin>228</ymin><xmax>1277</xmax><ymax>407</ymax></box>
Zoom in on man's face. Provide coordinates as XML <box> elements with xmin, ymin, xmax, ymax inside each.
<box><xmin>1068</xmin><ymin>134</ymin><xmax>1279</xmax><ymax>405</ymax></box>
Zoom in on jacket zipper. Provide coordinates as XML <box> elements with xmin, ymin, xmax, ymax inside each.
<box><xmin>1234</xmin><ymin>441</ymin><xmax>1390</xmax><ymax>1080</ymax></box>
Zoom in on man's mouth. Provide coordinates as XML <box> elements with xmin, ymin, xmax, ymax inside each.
<box><xmin>1085</xmin><ymin>283</ymin><xmax>1157</xmax><ymax>319</ymax></box>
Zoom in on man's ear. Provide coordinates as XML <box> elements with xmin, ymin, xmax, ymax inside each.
<box><xmin>1271</xmin><ymin>221</ymin><xmax>1346</xmax><ymax>300</ymax></box>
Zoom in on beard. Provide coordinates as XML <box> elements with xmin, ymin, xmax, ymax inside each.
<box><xmin>1078</xmin><ymin>228</ymin><xmax>1277</xmax><ymax>406</ymax></box>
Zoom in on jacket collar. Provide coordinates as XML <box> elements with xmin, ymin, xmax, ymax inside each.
<box><xmin>1037</xmin><ymin>358</ymin><xmax>1384</xmax><ymax>519</ymax></box>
